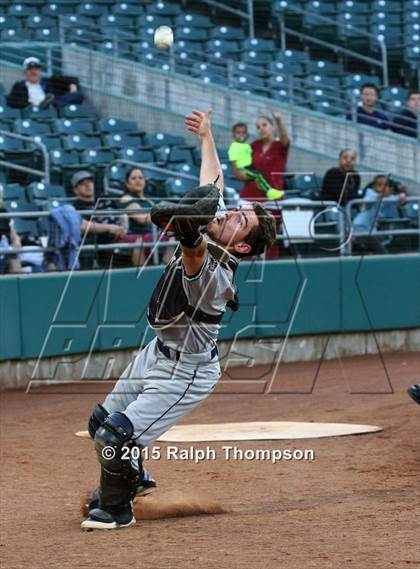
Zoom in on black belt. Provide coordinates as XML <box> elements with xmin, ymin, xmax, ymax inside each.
<box><xmin>157</xmin><ymin>338</ymin><xmax>218</xmax><ymax>362</ymax></box>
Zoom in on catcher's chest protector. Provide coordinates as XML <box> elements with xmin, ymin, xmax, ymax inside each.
<box><xmin>147</xmin><ymin>242</ymin><xmax>239</xmax><ymax>330</ymax></box>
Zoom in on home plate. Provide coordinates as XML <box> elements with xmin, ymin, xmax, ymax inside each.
<box><xmin>75</xmin><ymin>422</ymin><xmax>382</xmax><ymax>441</ymax></box>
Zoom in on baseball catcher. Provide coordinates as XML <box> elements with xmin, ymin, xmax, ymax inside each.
<box><xmin>82</xmin><ymin>109</ymin><xmax>277</xmax><ymax>530</ymax></box>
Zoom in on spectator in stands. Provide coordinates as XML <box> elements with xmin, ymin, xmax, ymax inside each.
<box><xmin>320</xmin><ymin>148</ymin><xmax>361</xmax><ymax>205</ymax></box>
<box><xmin>228</xmin><ymin>122</ymin><xmax>284</xmax><ymax>201</ymax></box>
<box><xmin>352</xmin><ymin>174</ymin><xmax>407</xmax><ymax>253</ymax></box>
<box><xmin>0</xmin><ymin>183</ymin><xmax>22</xmax><ymax>274</ymax></box>
<box><xmin>118</xmin><ymin>167</ymin><xmax>174</xmax><ymax>266</ymax></box>
<box><xmin>238</xmin><ymin>111</ymin><xmax>290</xmax><ymax>202</ymax></box>
<box><xmin>392</xmin><ymin>91</ymin><xmax>420</xmax><ymax>138</ymax></box>
<box><xmin>71</xmin><ymin>171</ymin><xmax>125</xmax><ymax>269</ymax></box>
<box><xmin>7</xmin><ymin>57</ymin><xmax>84</xmax><ymax>109</ymax></box>
<box><xmin>347</xmin><ymin>83</ymin><xmax>389</xmax><ymax>130</ymax></box>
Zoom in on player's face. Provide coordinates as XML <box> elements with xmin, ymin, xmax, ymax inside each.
<box><xmin>206</xmin><ymin>205</ymin><xmax>259</xmax><ymax>254</ymax></box>
<box><xmin>126</xmin><ymin>168</ymin><xmax>146</xmax><ymax>194</ymax></box>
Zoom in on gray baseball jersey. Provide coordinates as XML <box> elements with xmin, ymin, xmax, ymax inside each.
<box><xmin>102</xmin><ymin>192</ymin><xmax>240</xmax><ymax>447</ymax></box>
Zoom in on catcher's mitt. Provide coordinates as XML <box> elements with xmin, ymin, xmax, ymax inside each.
<box><xmin>150</xmin><ymin>184</ymin><xmax>220</xmax><ymax>235</ymax></box>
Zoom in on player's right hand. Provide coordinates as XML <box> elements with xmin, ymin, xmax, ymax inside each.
<box><xmin>184</xmin><ymin>109</ymin><xmax>212</xmax><ymax>139</ymax></box>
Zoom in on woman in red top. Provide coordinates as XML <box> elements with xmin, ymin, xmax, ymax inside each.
<box><xmin>239</xmin><ymin>111</ymin><xmax>290</xmax><ymax>202</ymax></box>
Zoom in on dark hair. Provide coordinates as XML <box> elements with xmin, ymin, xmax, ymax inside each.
<box><xmin>236</xmin><ymin>203</ymin><xmax>277</xmax><ymax>258</ymax></box>
<box><xmin>361</xmin><ymin>83</ymin><xmax>380</xmax><ymax>97</ymax></box>
<box><xmin>125</xmin><ymin>167</ymin><xmax>144</xmax><ymax>183</ymax></box>
<box><xmin>339</xmin><ymin>148</ymin><xmax>356</xmax><ymax>158</ymax></box>
<box><xmin>257</xmin><ymin>115</ymin><xmax>274</xmax><ymax>125</ymax></box>
<box><xmin>407</xmin><ymin>90</ymin><xmax>420</xmax><ymax>100</ymax></box>
<box><xmin>232</xmin><ymin>122</ymin><xmax>248</xmax><ymax>132</ymax></box>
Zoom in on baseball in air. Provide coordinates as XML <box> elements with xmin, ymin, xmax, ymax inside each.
<box><xmin>154</xmin><ymin>26</ymin><xmax>174</xmax><ymax>49</ymax></box>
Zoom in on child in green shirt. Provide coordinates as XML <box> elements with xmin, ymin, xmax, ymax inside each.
<box><xmin>228</xmin><ymin>122</ymin><xmax>284</xmax><ymax>200</ymax></box>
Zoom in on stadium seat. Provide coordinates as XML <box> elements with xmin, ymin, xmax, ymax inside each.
<box><xmin>242</xmin><ymin>38</ymin><xmax>276</xmax><ymax>52</ymax></box>
<box><xmin>0</xmin><ymin>28</ymin><xmax>32</xmax><ymax>41</ymax></box>
<box><xmin>53</xmin><ymin>118</ymin><xmax>96</xmax><ymax>135</ymax></box>
<box><xmin>165</xmin><ymin>147</ymin><xmax>195</xmax><ymax>164</ymax></box>
<box><xmin>81</xmin><ymin>148</ymin><xmax>116</xmax><ymax>166</ymax></box>
<box><xmin>32</xmin><ymin>28</ymin><xmax>60</xmax><ymax>41</ymax></box>
<box><xmin>146</xmin><ymin>1</ymin><xmax>182</xmax><ymax>17</ymax></box>
<box><xmin>170</xmin><ymin>163</ymin><xmax>200</xmax><ymax>178</ymax></box>
<box><xmin>49</xmin><ymin>149</ymin><xmax>80</xmax><ymax>167</ymax></box>
<box><xmin>242</xmin><ymin>51</ymin><xmax>274</xmax><ymax>64</ymax></box>
<box><xmin>11</xmin><ymin>218</ymin><xmax>40</xmax><ymax>240</ymax></box>
<box><xmin>119</xmin><ymin>148</ymin><xmax>156</xmax><ymax>163</ymax></box>
<box><xmin>144</xmin><ymin>132</ymin><xmax>187</xmax><ymax>147</ymax></box>
<box><xmin>175</xmin><ymin>13</ymin><xmax>212</xmax><ymax>28</ymax></box>
<box><xmin>103</xmin><ymin>133</ymin><xmax>143</xmax><ymax>149</ymax></box>
<box><xmin>112</xmin><ymin>3</ymin><xmax>145</xmax><ymax>16</ymax></box>
<box><xmin>210</xmin><ymin>26</ymin><xmax>246</xmax><ymax>41</ymax></box>
<box><xmin>7</xmin><ymin>4</ymin><xmax>39</xmax><ymax>17</ymax></box>
<box><xmin>99</xmin><ymin>14</ymin><xmax>135</xmax><ymax>29</ymax></box>
<box><xmin>14</xmin><ymin>119</ymin><xmax>51</xmax><ymax>136</ymax></box>
<box><xmin>143</xmin><ymin>14</ymin><xmax>173</xmax><ymax>28</ymax></box>
<box><xmin>99</xmin><ymin>118</ymin><xmax>140</xmax><ymax>134</ymax></box>
<box><xmin>269</xmin><ymin>60</ymin><xmax>303</xmax><ymax>75</ymax></box>
<box><xmin>32</xmin><ymin>134</ymin><xmax>62</xmax><ymax>151</ymax></box>
<box><xmin>23</xmin><ymin>106</ymin><xmax>58</xmax><ymax>121</ymax></box>
<box><xmin>62</xmin><ymin>134</ymin><xmax>102</xmax><ymax>151</ymax></box>
<box><xmin>28</xmin><ymin>181</ymin><xmax>66</xmax><ymax>200</ymax></box>
<box><xmin>0</xmin><ymin>16</ymin><xmax>23</xmax><ymax>30</ymax></box>
<box><xmin>60</xmin><ymin>105</ymin><xmax>97</xmax><ymax>120</ymax></box>
<box><xmin>1</xmin><ymin>183</ymin><xmax>25</xmax><ymax>201</ymax></box>
<box><xmin>292</xmin><ymin>174</ymin><xmax>323</xmax><ymax>199</ymax></box>
<box><xmin>164</xmin><ymin>177</ymin><xmax>197</xmax><ymax>197</ymax></box>
<box><xmin>26</xmin><ymin>15</ymin><xmax>57</xmax><ymax>29</ymax></box>
<box><xmin>230</xmin><ymin>61</ymin><xmax>267</xmax><ymax>78</ymax></box>
<box><xmin>230</xmin><ymin>74</ymin><xmax>268</xmax><ymax>96</ymax></box>
<box><xmin>42</xmin><ymin>3</ymin><xmax>75</xmax><ymax>16</ymax></box>
<box><xmin>0</xmin><ymin>134</ymin><xmax>25</xmax><ymax>152</ymax></box>
<box><xmin>177</xmin><ymin>27</ymin><xmax>209</xmax><ymax>42</ymax></box>
<box><xmin>204</xmin><ymin>39</ymin><xmax>239</xmax><ymax>57</ymax></box>
<box><xmin>77</xmin><ymin>2</ymin><xmax>108</xmax><ymax>17</ymax></box>
<box><xmin>344</xmin><ymin>74</ymin><xmax>381</xmax><ymax>90</ymax></box>
<box><xmin>4</xmin><ymin>199</ymin><xmax>40</xmax><ymax>217</ymax></box>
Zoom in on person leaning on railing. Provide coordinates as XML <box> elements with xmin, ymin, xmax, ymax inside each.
<box><xmin>352</xmin><ymin>174</ymin><xmax>407</xmax><ymax>254</ymax></box>
<box><xmin>117</xmin><ymin>167</ymin><xmax>175</xmax><ymax>267</ymax></box>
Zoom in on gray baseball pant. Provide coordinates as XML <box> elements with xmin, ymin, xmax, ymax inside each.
<box><xmin>102</xmin><ymin>337</ymin><xmax>221</xmax><ymax>447</ymax></box>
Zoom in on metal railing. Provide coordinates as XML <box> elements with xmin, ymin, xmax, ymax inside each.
<box><xmin>344</xmin><ymin>196</ymin><xmax>420</xmax><ymax>254</ymax></box>
<box><xmin>0</xmin><ymin>130</ymin><xmax>50</xmax><ymax>183</ymax></box>
<box><xmin>1</xmin><ymin>197</ymin><xmax>418</xmax><ymax>274</ymax></box>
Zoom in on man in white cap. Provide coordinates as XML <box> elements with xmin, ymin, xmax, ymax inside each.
<box><xmin>7</xmin><ymin>57</ymin><xmax>83</xmax><ymax>109</ymax></box>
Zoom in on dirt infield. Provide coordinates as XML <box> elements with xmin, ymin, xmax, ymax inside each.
<box><xmin>1</xmin><ymin>351</ymin><xmax>419</xmax><ymax>569</ymax></box>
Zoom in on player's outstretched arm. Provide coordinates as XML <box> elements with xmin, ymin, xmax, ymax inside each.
<box><xmin>185</xmin><ymin>109</ymin><xmax>224</xmax><ymax>194</ymax></box>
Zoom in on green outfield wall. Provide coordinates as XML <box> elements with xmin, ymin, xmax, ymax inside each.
<box><xmin>0</xmin><ymin>254</ymin><xmax>419</xmax><ymax>362</ymax></box>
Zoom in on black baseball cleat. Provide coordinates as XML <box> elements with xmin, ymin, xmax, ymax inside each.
<box><xmin>407</xmin><ymin>384</ymin><xmax>420</xmax><ymax>405</ymax></box>
<box><xmin>81</xmin><ymin>506</ymin><xmax>135</xmax><ymax>531</ymax></box>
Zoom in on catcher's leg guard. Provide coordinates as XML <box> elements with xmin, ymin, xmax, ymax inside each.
<box><xmin>88</xmin><ymin>403</ymin><xmax>109</xmax><ymax>439</ymax></box>
<box><xmin>95</xmin><ymin>412</ymin><xmax>138</xmax><ymax>513</ymax></box>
